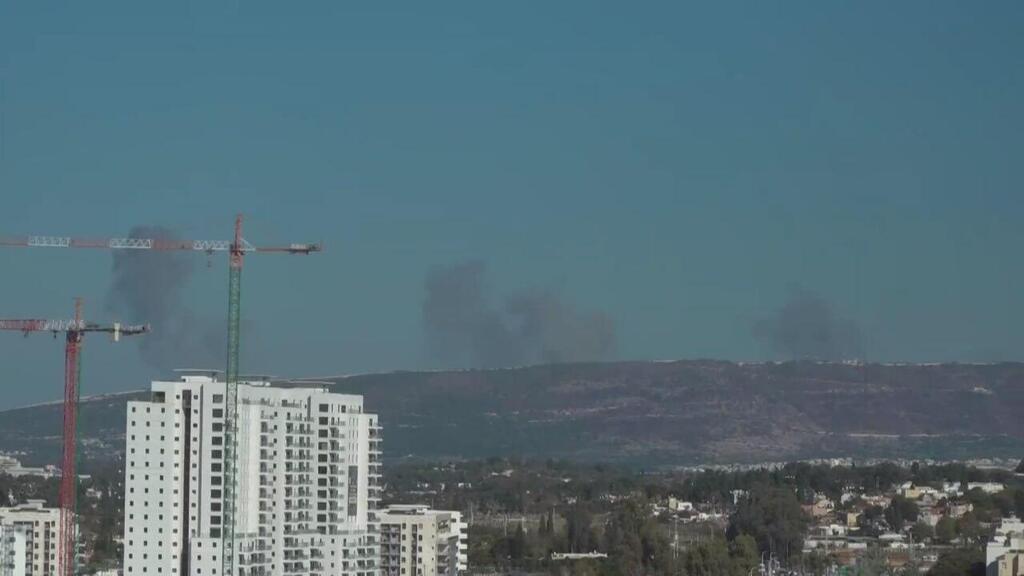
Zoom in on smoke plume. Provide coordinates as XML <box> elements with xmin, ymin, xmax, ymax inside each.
<box><xmin>105</xmin><ymin>226</ymin><xmax>224</xmax><ymax>370</ymax></box>
<box><xmin>422</xmin><ymin>261</ymin><xmax>616</xmax><ymax>368</ymax></box>
<box><xmin>753</xmin><ymin>287</ymin><xmax>863</xmax><ymax>361</ymax></box>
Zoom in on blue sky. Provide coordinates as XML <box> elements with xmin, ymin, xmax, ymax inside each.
<box><xmin>1</xmin><ymin>2</ymin><xmax>1023</xmax><ymax>406</ymax></box>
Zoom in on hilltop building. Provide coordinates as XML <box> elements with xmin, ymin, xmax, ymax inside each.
<box><xmin>0</xmin><ymin>501</ymin><xmax>62</xmax><ymax>576</ymax></box>
<box><xmin>379</xmin><ymin>505</ymin><xmax>467</xmax><ymax>576</ymax></box>
<box><xmin>122</xmin><ymin>375</ymin><xmax>382</xmax><ymax>576</ymax></box>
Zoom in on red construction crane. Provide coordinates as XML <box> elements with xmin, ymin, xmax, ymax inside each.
<box><xmin>1</xmin><ymin>215</ymin><xmax>321</xmax><ymax>576</ymax></box>
<box><xmin>0</xmin><ymin>299</ymin><xmax>148</xmax><ymax>576</ymax></box>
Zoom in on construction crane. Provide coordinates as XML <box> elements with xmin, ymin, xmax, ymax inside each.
<box><xmin>0</xmin><ymin>299</ymin><xmax>148</xmax><ymax>576</ymax></box>
<box><xmin>1</xmin><ymin>215</ymin><xmax>321</xmax><ymax>576</ymax></box>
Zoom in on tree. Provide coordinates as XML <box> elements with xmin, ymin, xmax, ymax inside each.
<box><xmin>909</xmin><ymin>521</ymin><xmax>933</xmax><ymax>543</ymax></box>
<box><xmin>604</xmin><ymin>499</ymin><xmax>677</xmax><ymax>575</ymax></box>
<box><xmin>566</xmin><ymin>504</ymin><xmax>594</xmax><ymax>553</ymax></box>
<box><xmin>884</xmin><ymin>495</ymin><xmax>919</xmax><ymax>531</ymax></box>
<box><xmin>934</xmin><ymin>516</ymin><xmax>956</xmax><ymax>544</ymax></box>
<box><xmin>803</xmin><ymin>551</ymin><xmax>831</xmax><ymax>576</ymax></box>
<box><xmin>926</xmin><ymin>548</ymin><xmax>984</xmax><ymax>576</ymax></box>
<box><xmin>509</xmin><ymin>523</ymin><xmax>527</xmax><ymax>561</ymax></box>
<box><xmin>730</xmin><ymin>534</ymin><xmax>760</xmax><ymax>576</ymax></box>
<box><xmin>727</xmin><ymin>484</ymin><xmax>809</xmax><ymax>563</ymax></box>
<box><xmin>603</xmin><ymin>507</ymin><xmax>642</xmax><ymax>575</ymax></box>
<box><xmin>683</xmin><ymin>536</ymin><xmax>761</xmax><ymax>576</ymax></box>
<box><xmin>956</xmin><ymin>512</ymin><xmax>982</xmax><ymax>545</ymax></box>
<box><xmin>855</xmin><ymin>546</ymin><xmax>889</xmax><ymax>576</ymax></box>
<box><xmin>684</xmin><ymin>540</ymin><xmax>733</xmax><ymax>576</ymax></box>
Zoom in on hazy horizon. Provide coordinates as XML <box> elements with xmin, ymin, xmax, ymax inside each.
<box><xmin>2</xmin><ymin>2</ymin><xmax>1023</xmax><ymax>406</ymax></box>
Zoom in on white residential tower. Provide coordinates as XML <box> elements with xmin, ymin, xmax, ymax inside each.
<box><xmin>122</xmin><ymin>374</ymin><xmax>382</xmax><ymax>576</ymax></box>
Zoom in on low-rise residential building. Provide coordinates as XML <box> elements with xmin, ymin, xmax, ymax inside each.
<box><xmin>862</xmin><ymin>495</ymin><xmax>892</xmax><ymax>509</ymax></box>
<box><xmin>803</xmin><ymin>496</ymin><xmax>834</xmax><ymax>519</ymax></box>
<box><xmin>898</xmin><ymin>482</ymin><xmax>939</xmax><ymax>500</ymax></box>
<box><xmin>0</xmin><ymin>501</ymin><xmax>62</xmax><ymax>576</ymax></box>
<box><xmin>946</xmin><ymin>501</ymin><xmax>974</xmax><ymax>519</ymax></box>
<box><xmin>666</xmin><ymin>498</ymin><xmax>693</xmax><ymax>512</ymax></box>
<box><xmin>942</xmin><ymin>482</ymin><xmax>963</xmax><ymax>496</ymax></box>
<box><xmin>970</xmin><ymin>482</ymin><xmax>1006</xmax><ymax>495</ymax></box>
<box><xmin>844</xmin><ymin>511</ymin><xmax>861</xmax><ymax>528</ymax></box>
<box><xmin>379</xmin><ymin>505</ymin><xmax>467</xmax><ymax>576</ymax></box>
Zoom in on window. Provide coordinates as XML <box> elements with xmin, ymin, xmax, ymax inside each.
<box><xmin>212</xmin><ymin>409</ymin><xmax>223</xmax><ymax>418</ymax></box>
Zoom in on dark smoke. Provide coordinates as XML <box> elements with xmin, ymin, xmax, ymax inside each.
<box><xmin>105</xmin><ymin>226</ymin><xmax>224</xmax><ymax>370</ymax></box>
<box><xmin>753</xmin><ymin>287</ymin><xmax>863</xmax><ymax>361</ymax></box>
<box><xmin>422</xmin><ymin>261</ymin><xmax>616</xmax><ymax>368</ymax></box>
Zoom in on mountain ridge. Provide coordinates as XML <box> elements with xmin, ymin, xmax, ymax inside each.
<box><xmin>1</xmin><ymin>360</ymin><xmax>1022</xmax><ymax>468</ymax></box>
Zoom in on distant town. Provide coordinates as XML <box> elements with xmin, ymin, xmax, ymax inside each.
<box><xmin>0</xmin><ymin>371</ymin><xmax>1020</xmax><ymax>575</ymax></box>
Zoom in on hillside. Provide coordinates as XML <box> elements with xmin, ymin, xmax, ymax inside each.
<box><xmin>2</xmin><ymin>361</ymin><xmax>1024</xmax><ymax>467</ymax></box>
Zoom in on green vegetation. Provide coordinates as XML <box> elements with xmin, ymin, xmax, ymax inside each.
<box><xmin>727</xmin><ymin>485</ymin><xmax>807</xmax><ymax>563</ymax></box>
<box><xmin>926</xmin><ymin>548</ymin><xmax>984</xmax><ymax>576</ymax></box>
<box><xmin>384</xmin><ymin>458</ymin><xmax>1023</xmax><ymax>575</ymax></box>
<box><xmin>0</xmin><ymin>456</ymin><xmax>1017</xmax><ymax>575</ymax></box>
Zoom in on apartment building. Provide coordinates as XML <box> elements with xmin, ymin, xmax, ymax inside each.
<box><xmin>379</xmin><ymin>505</ymin><xmax>467</xmax><ymax>576</ymax></box>
<box><xmin>0</xmin><ymin>522</ymin><xmax>27</xmax><ymax>576</ymax></box>
<box><xmin>0</xmin><ymin>501</ymin><xmax>59</xmax><ymax>576</ymax></box>
<box><xmin>122</xmin><ymin>374</ymin><xmax>382</xmax><ymax>576</ymax></box>
<box><xmin>988</xmin><ymin>517</ymin><xmax>1024</xmax><ymax>576</ymax></box>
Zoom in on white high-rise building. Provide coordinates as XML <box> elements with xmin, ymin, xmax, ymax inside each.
<box><xmin>122</xmin><ymin>374</ymin><xmax>382</xmax><ymax>576</ymax></box>
<box><xmin>379</xmin><ymin>505</ymin><xmax>467</xmax><ymax>576</ymax></box>
<box><xmin>0</xmin><ymin>501</ymin><xmax>59</xmax><ymax>576</ymax></box>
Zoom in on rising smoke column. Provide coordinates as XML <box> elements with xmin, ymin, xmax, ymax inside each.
<box><xmin>105</xmin><ymin>226</ymin><xmax>224</xmax><ymax>370</ymax></box>
<box><xmin>753</xmin><ymin>286</ymin><xmax>863</xmax><ymax>361</ymax></box>
<box><xmin>421</xmin><ymin>260</ymin><xmax>616</xmax><ymax>368</ymax></box>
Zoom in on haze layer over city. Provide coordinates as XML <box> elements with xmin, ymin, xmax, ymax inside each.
<box><xmin>2</xmin><ymin>2</ymin><xmax>1023</xmax><ymax>407</ymax></box>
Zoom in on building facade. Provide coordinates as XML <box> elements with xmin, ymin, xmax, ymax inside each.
<box><xmin>988</xmin><ymin>517</ymin><xmax>1024</xmax><ymax>576</ymax></box>
<box><xmin>0</xmin><ymin>522</ymin><xmax>27</xmax><ymax>576</ymax></box>
<box><xmin>0</xmin><ymin>501</ymin><xmax>59</xmax><ymax>576</ymax></box>
<box><xmin>379</xmin><ymin>505</ymin><xmax>467</xmax><ymax>576</ymax></box>
<box><xmin>122</xmin><ymin>375</ymin><xmax>382</xmax><ymax>576</ymax></box>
